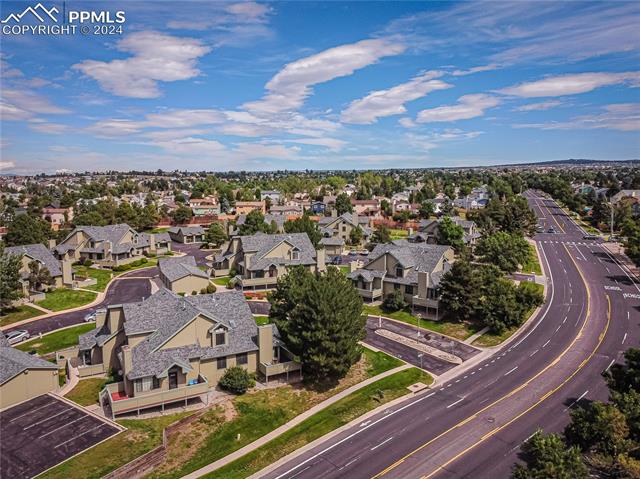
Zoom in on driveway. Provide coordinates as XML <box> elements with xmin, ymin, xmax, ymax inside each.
<box><xmin>170</xmin><ymin>242</ymin><xmax>215</xmax><ymax>266</ymax></box>
<box><xmin>0</xmin><ymin>394</ymin><xmax>120</xmax><ymax>479</ymax></box>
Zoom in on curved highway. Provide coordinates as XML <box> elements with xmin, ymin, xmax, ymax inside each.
<box><xmin>257</xmin><ymin>191</ymin><xmax>640</xmax><ymax>479</ymax></box>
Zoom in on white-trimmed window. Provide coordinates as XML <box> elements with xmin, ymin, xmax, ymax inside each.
<box><xmin>136</xmin><ymin>376</ymin><xmax>154</xmax><ymax>393</ymax></box>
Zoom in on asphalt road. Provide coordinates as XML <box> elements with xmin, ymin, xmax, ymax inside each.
<box><xmin>258</xmin><ymin>191</ymin><xmax>639</xmax><ymax>479</ymax></box>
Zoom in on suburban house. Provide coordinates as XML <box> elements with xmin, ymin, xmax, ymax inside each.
<box><xmin>351</xmin><ymin>199</ymin><xmax>380</xmax><ymax>216</ymax></box>
<box><xmin>310</xmin><ymin>201</ymin><xmax>326</xmax><ymax>215</ymax></box>
<box><xmin>260</xmin><ymin>190</ymin><xmax>281</xmax><ymax>202</ymax></box>
<box><xmin>54</xmin><ymin>224</ymin><xmax>152</xmax><ymax>267</ymax></box>
<box><xmin>212</xmin><ymin>232</ymin><xmax>325</xmax><ymax>290</ymax></box>
<box><xmin>233</xmin><ymin>214</ymin><xmax>285</xmax><ymax>234</ymax></box>
<box><xmin>151</xmin><ymin>231</ymin><xmax>172</xmax><ymax>254</ymax></box>
<box><xmin>234</xmin><ymin>201</ymin><xmax>266</xmax><ymax>215</ymax></box>
<box><xmin>410</xmin><ymin>217</ymin><xmax>480</xmax><ymax>245</ymax></box>
<box><xmin>269</xmin><ymin>205</ymin><xmax>303</xmax><ymax>217</ymax></box>
<box><xmin>168</xmin><ymin>226</ymin><xmax>205</xmax><ymax>243</ymax></box>
<box><xmin>158</xmin><ymin>256</ymin><xmax>210</xmax><ymax>294</ymax></box>
<box><xmin>4</xmin><ymin>243</ymin><xmax>74</xmax><ymax>297</ymax></box>
<box><xmin>320</xmin><ymin>237</ymin><xmax>345</xmax><ymax>257</ymax></box>
<box><xmin>77</xmin><ymin>289</ymin><xmax>299</xmax><ymax>417</ymax></box>
<box><xmin>318</xmin><ymin>213</ymin><xmax>372</xmax><ymax>246</ymax></box>
<box><xmin>611</xmin><ymin>189</ymin><xmax>640</xmax><ymax>204</ymax></box>
<box><xmin>347</xmin><ymin>241</ymin><xmax>454</xmax><ymax>318</ymax></box>
<box><xmin>41</xmin><ymin>205</ymin><xmax>73</xmax><ymax>231</ymax></box>
<box><xmin>189</xmin><ymin>197</ymin><xmax>221</xmax><ymax>216</ymax></box>
<box><xmin>0</xmin><ymin>332</ymin><xmax>59</xmax><ymax>410</ymax></box>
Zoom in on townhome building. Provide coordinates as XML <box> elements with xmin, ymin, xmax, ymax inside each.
<box><xmin>158</xmin><ymin>256</ymin><xmax>210</xmax><ymax>294</ymax></box>
<box><xmin>318</xmin><ymin>212</ymin><xmax>372</xmax><ymax>246</ymax></box>
<box><xmin>351</xmin><ymin>199</ymin><xmax>380</xmax><ymax>216</ymax></box>
<box><xmin>77</xmin><ymin>289</ymin><xmax>299</xmax><ymax>417</ymax></box>
<box><xmin>168</xmin><ymin>226</ymin><xmax>205</xmax><ymax>244</ymax></box>
<box><xmin>0</xmin><ymin>332</ymin><xmax>59</xmax><ymax>410</ymax></box>
<box><xmin>212</xmin><ymin>232</ymin><xmax>325</xmax><ymax>290</ymax></box>
<box><xmin>611</xmin><ymin>189</ymin><xmax>640</xmax><ymax>204</ymax></box>
<box><xmin>410</xmin><ymin>216</ymin><xmax>480</xmax><ymax>245</ymax></box>
<box><xmin>189</xmin><ymin>196</ymin><xmax>221</xmax><ymax>216</ymax></box>
<box><xmin>4</xmin><ymin>243</ymin><xmax>74</xmax><ymax>297</ymax></box>
<box><xmin>269</xmin><ymin>205</ymin><xmax>303</xmax><ymax>217</ymax></box>
<box><xmin>41</xmin><ymin>205</ymin><xmax>73</xmax><ymax>230</ymax></box>
<box><xmin>235</xmin><ymin>201</ymin><xmax>266</xmax><ymax>215</ymax></box>
<box><xmin>347</xmin><ymin>241</ymin><xmax>454</xmax><ymax>319</ymax></box>
<box><xmin>53</xmin><ymin>224</ymin><xmax>155</xmax><ymax>267</ymax></box>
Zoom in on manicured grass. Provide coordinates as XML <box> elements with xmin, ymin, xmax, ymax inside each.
<box><xmin>253</xmin><ymin>315</ymin><xmax>270</xmax><ymax>326</ymax></box>
<box><xmin>0</xmin><ymin>304</ymin><xmax>42</xmax><ymax>326</ymax></box>
<box><xmin>36</xmin><ymin>288</ymin><xmax>97</xmax><ymax>312</ymax></box>
<box><xmin>65</xmin><ymin>378</ymin><xmax>108</xmax><ymax>406</ymax></box>
<box><xmin>213</xmin><ymin>276</ymin><xmax>231</xmax><ymax>286</ymax></box>
<box><xmin>389</xmin><ymin>228</ymin><xmax>409</xmax><ymax>240</ymax></box>
<box><xmin>73</xmin><ymin>266</ymin><xmax>117</xmax><ymax>292</ymax></box>
<box><xmin>37</xmin><ymin>412</ymin><xmax>192</xmax><ymax>479</ymax></box>
<box><xmin>17</xmin><ymin>323</ymin><xmax>96</xmax><ymax>356</ymax></box>
<box><xmin>363</xmin><ymin>305</ymin><xmax>480</xmax><ymax>340</ymax></box>
<box><xmin>521</xmin><ymin>244</ymin><xmax>542</xmax><ymax>275</ymax></box>
<box><xmin>361</xmin><ymin>347</ymin><xmax>403</xmax><ymax>377</ymax></box>
<box><xmin>201</xmin><ymin>368</ymin><xmax>432</xmax><ymax>479</ymax></box>
<box><xmin>339</xmin><ymin>265</ymin><xmax>350</xmax><ymax>275</ymax></box>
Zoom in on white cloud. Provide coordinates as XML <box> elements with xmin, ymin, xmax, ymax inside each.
<box><xmin>399</xmin><ymin>117</ymin><xmax>417</xmax><ymax>128</ymax></box>
<box><xmin>285</xmin><ymin>137</ymin><xmax>346</xmax><ymax>151</ymax></box>
<box><xmin>1</xmin><ymin>88</ymin><xmax>69</xmax><ymax>116</ymax></box>
<box><xmin>144</xmin><ymin>109</ymin><xmax>225</xmax><ymax>128</ymax></box>
<box><xmin>452</xmin><ymin>64</ymin><xmax>499</xmax><ymax>76</ymax></box>
<box><xmin>28</xmin><ymin>120</ymin><xmax>69</xmax><ymax>134</ymax></box>
<box><xmin>232</xmin><ymin>142</ymin><xmax>299</xmax><ymax>160</ymax></box>
<box><xmin>515</xmin><ymin>100</ymin><xmax>563</xmax><ymax>111</ymax></box>
<box><xmin>151</xmin><ymin>137</ymin><xmax>226</xmax><ymax>155</ymax></box>
<box><xmin>0</xmin><ymin>161</ymin><xmax>16</xmax><ymax>170</ymax></box>
<box><xmin>85</xmin><ymin>119</ymin><xmax>143</xmax><ymax>137</ymax></box>
<box><xmin>500</xmin><ymin>72</ymin><xmax>640</xmax><ymax>98</ymax></box>
<box><xmin>514</xmin><ymin>103</ymin><xmax>640</xmax><ymax>131</ymax></box>
<box><xmin>73</xmin><ymin>31</ymin><xmax>211</xmax><ymax>98</ymax></box>
<box><xmin>341</xmin><ymin>71</ymin><xmax>451</xmax><ymax>124</ymax></box>
<box><xmin>244</xmin><ymin>38</ymin><xmax>406</xmax><ymax>115</ymax></box>
<box><xmin>416</xmin><ymin>94</ymin><xmax>500</xmax><ymax>123</ymax></box>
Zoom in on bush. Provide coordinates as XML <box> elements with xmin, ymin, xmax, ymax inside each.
<box><xmin>191</xmin><ymin>290</ymin><xmax>198</xmax><ymax>296</ymax></box>
<box><xmin>219</xmin><ymin>366</ymin><xmax>255</xmax><ymax>394</ymax></box>
<box><xmin>383</xmin><ymin>289</ymin><xmax>407</xmax><ymax>312</ymax></box>
<box><xmin>206</xmin><ymin>284</ymin><xmax>216</xmax><ymax>293</ymax></box>
<box><xmin>229</xmin><ymin>268</ymin><xmax>237</xmax><ymax>277</ymax></box>
<box><xmin>200</xmin><ymin>287</ymin><xmax>207</xmax><ymax>294</ymax></box>
<box><xmin>83</xmin><ymin>258</ymin><xmax>93</xmax><ymax>267</ymax></box>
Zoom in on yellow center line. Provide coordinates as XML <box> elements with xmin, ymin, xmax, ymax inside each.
<box><xmin>370</xmin><ymin>242</ymin><xmax>605</xmax><ymax>479</ymax></box>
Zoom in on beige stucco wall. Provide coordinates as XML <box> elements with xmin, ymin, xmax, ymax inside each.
<box><xmin>0</xmin><ymin>369</ymin><xmax>58</xmax><ymax>410</ymax></box>
<box><xmin>163</xmin><ymin>315</ymin><xmax>216</xmax><ymax>350</ymax></box>
<box><xmin>169</xmin><ymin>275</ymin><xmax>210</xmax><ymax>294</ymax></box>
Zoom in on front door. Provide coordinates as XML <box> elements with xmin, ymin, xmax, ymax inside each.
<box><xmin>168</xmin><ymin>371</ymin><xmax>178</xmax><ymax>389</ymax></box>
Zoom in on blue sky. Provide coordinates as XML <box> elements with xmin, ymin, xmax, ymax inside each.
<box><xmin>1</xmin><ymin>1</ymin><xmax>639</xmax><ymax>174</ymax></box>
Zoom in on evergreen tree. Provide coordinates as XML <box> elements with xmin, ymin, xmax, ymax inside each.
<box><xmin>204</xmin><ymin>222</ymin><xmax>228</xmax><ymax>247</ymax></box>
<box><xmin>284</xmin><ymin>213</ymin><xmax>321</xmax><ymax>247</ymax></box>
<box><xmin>371</xmin><ymin>224</ymin><xmax>392</xmax><ymax>244</ymax></box>
<box><xmin>0</xmin><ymin>245</ymin><xmax>23</xmax><ymax>313</ymax></box>
<box><xmin>335</xmin><ymin>193</ymin><xmax>353</xmax><ymax>215</ymax></box>
<box><xmin>5</xmin><ymin>214</ymin><xmax>52</xmax><ymax>246</ymax></box>
<box><xmin>437</xmin><ymin>216</ymin><xmax>465</xmax><ymax>252</ymax></box>
<box><xmin>476</xmin><ymin>231</ymin><xmax>530</xmax><ymax>273</ymax></box>
<box><xmin>27</xmin><ymin>261</ymin><xmax>54</xmax><ymax>291</ymax></box>
<box><xmin>269</xmin><ymin>266</ymin><xmax>364</xmax><ymax>383</ymax></box>
<box><xmin>238</xmin><ymin>210</ymin><xmax>271</xmax><ymax>235</ymax></box>
<box><xmin>349</xmin><ymin>226</ymin><xmax>364</xmax><ymax>246</ymax></box>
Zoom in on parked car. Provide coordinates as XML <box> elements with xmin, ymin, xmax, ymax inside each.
<box><xmin>84</xmin><ymin>310</ymin><xmax>96</xmax><ymax>322</ymax></box>
<box><xmin>547</xmin><ymin>227</ymin><xmax>556</xmax><ymax>233</ymax></box>
<box><xmin>6</xmin><ymin>330</ymin><xmax>30</xmax><ymax>345</ymax></box>
<box><xmin>583</xmin><ymin>234</ymin><xmax>599</xmax><ymax>240</ymax></box>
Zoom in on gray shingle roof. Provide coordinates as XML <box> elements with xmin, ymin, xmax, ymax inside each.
<box><xmin>159</xmin><ymin>256</ymin><xmax>209</xmax><ymax>282</ymax></box>
<box><xmin>367</xmin><ymin>242</ymin><xmax>451</xmax><ymax>274</ymax></box>
<box><xmin>5</xmin><ymin>243</ymin><xmax>62</xmax><ymax>277</ymax></box>
<box><xmin>237</xmin><ymin>233</ymin><xmax>317</xmax><ymax>271</ymax></box>
<box><xmin>168</xmin><ymin>226</ymin><xmax>205</xmax><ymax>235</ymax></box>
<box><xmin>0</xmin><ymin>337</ymin><xmax>57</xmax><ymax>385</ymax></box>
<box><xmin>122</xmin><ymin>289</ymin><xmax>259</xmax><ymax>380</ymax></box>
<box><xmin>347</xmin><ymin>269</ymin><xmax>385</xmax><ymax>282</ymax></box>
<box><xmin>56</xmin><ymin>224</ymin><xmax>149</xmax><ymax>255</ymax></box>
<box><xmin>320</xmin><ymin>237</ymin><xmax>345</xmax><ymax>246</ymax></box>
<box><xmin>235</xmin><ymin>214</ymin><xmax>285</xmax><ymax>229</ymax></box>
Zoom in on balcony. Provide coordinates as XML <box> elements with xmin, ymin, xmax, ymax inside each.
<box><xmin>355</xmin><ymin>287</ymin><xmax>383</xmax><ymax>300</ymax></box>
<box><xmin>102</xmin><ymin>374</ymin><xmax>209</xmax><ymax>417</ymax></box>
<box><xmin>237</xmin><ymin>275</ymin><xmax>278</xmax><ymax>290</ymax></box>
<box><xmin>259</xmin><ymin>360</ymin><xmax>301</xmax><ymax>384</ymax></box>
<box><xmin>78</xmin><ymin>363</ymin><xmax>105</xmax><ymax>378</ymax></box>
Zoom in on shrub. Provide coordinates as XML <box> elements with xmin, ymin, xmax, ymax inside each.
<box><xmin>383</xmin><ymin>289</ymin><xmax>407</xmax><ymax>312</ymax></box>
<box><xmin>83</xmin><ymin>258</ymin><xmax>93</xmax><ymax>267</ymax></box>
<box><xmin>219</xmin><ymin>366</ymin><xmax>255</xmax><ymax>394</ymax></box>
<box><xmin>200</xmin><ymin>287</ymin><xmax>207</xmax><ymax>294</ymax></box>
<box><xmin>229</xmin><ymin>268</ymin><xmax>237</xmax><ymax>277</ymax></box>
<box><xmin>206</xmin><ymin>284</ymin><xmax>216</xmax><ymax>293</ymax></box>
<box><xmin>191</xmin><ymin>290</ymin><xmax>198</xmax><ymax>296</ymax></box>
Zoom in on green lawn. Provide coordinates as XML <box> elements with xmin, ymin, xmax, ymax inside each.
<box><xmin>65</xmin><ymin>378</ymin><xmax>108</xmax><ymax>406</ymax></box>
<box><xmin>521</xmin><ymin>244</ymin><xmax>542</xmax><ymax>275</ymax></box>
<box><xmin>253</xmin><ymin>315</ymin><xmax>270</xmax><ymax>326</ymax></box>
<box><xmin>73</xmin><ymin>266</ymin><xmax>117</xmax><ymax>292</ymax></box>
<box><xmin>213</xmin><ymin>276</ymin><xmax>231</xmax><ymax>286</ymax></box>
<box><xmin>201</xmin><ymin>368</ymin><xmax>432</xmax><ymax>479</ymax></box>
<box><xmin>36</xmin><ymin>288</ymin><xmax>97</xmax><ymax>312</ymax></box>
<box><xmin>37</xmin><ymin>412</ymin><xmax>192</xmax><ymax>479</ymax></box>
<box><xmin>389</xmin><ymin>228</ymin><xmax>409</xmax><ymax>240</ymax></box>
<box><xmin>363</xmin><ymin>305</ymin><xmax>480</xmax><ymax>340</ymax></box>
<box><xmin>17</xmin><ymin>323</ymin><xmax>96</xmax><ymax>356</ymax></box>
<box><xmin>145</xmin><ymin>227</ymin><xmax>170</xmax><ymax>234</ymax></box>
<box><xmin>361</xmin><ymin>347</ymin><xmax>403</xmax><ymax>376</ymax></box>
<box><xmin>338</xmin><ymin>265</ymin><xmax>350</xmax><ymax>275</ymax></box>
<box><xmin>0</xmin><ymin>305</ymin><xmax>42</xmax><ymax>327</ymax></box>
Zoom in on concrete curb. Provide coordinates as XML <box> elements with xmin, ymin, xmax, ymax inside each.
<box><xmin>182</xmin><ymin>364</ymin><xmax>413</xmax><ymax>479</ymax></box>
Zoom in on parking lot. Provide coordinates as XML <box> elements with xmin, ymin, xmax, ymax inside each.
<box><xmin>364</xmin><ymin>316</ymin><xmax>481</xmax><ymax>375</ymax></box>
<box><xmin>0</xmin><ymin>394</ymin><xmax>121</xmax><ymax>479</ymax></box>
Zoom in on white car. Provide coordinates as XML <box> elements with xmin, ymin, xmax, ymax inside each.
<box><xmin>84</xmin><ymin>310</ymin><xmax>97</xmax><ymax>322</ymax></box>
<box><xmin>6</xmin><ymin>330</ymin><xmax>30</xmax><ymax>345</ymax></box>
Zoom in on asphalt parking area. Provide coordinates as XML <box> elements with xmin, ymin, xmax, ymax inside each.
<box><xmin>364</xmin><ymin>317</ymin><xmax>481</xmax><ymax>375</ymax></box>
<box><xmin>0</xmin><ymin>394</ymin><xmax>120</xmax><ymax>479</ymax></box>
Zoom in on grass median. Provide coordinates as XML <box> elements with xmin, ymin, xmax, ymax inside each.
<box><xmin>36</xmin><ymin>288</ymin><xmax>97</xmax><ymax>312</ymax></box>
<box><xmin>201</xmin><ymin>367</ymin><xmax>431</xmax><ymax>479</ymax></box>
<box><xmin>65</xmin><ymin>378</ymin><xmax>109</xmax><ymax>406</ymax></box>
<box><xmin>17</xmin><ymin>322</ymin><xmax>95</xmax><ymax>356</ymax></box>
<box><xmin>73</xmin><ymin>266</ymin><xmax>118</xmax><ymax>292</ymax></box>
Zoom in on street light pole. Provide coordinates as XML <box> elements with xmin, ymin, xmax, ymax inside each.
<box><xmin>418</xmin><ymin>353</ymin><xmax>424</xmax><ymax>370</ymax></box>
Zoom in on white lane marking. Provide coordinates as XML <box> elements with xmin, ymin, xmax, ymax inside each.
<box><xmin>542</xmin><ymin>339</ymin><xmax>551</xmax><ymax>348</ymax></box>
<box><xmin>565</xmin><ymin>390</ymin><xmax>589</xmax><ymax>412</ymax></box>
<box><xmin>9</xmin><ymin>402</ymin><xmax>53</xmax><ymax>422</ymax></box>
<box><xmin>555</xmin><ymin>325</ymin><xmax>561</xmax><ymax>333</ymax></box>
<box><xmin>605</xmin><ymin>359</ymin><xmax>616</xmax><ymax>372</ymax></box>
<box><xmin>529</xmin><ymin>349</ymin><xmax>539</xmax><ymax>357</ymax></box>
<box><xmin>24</xmin><ymin>409</ymin><xmax>71</xmax><ymax>430</ymax></box>
<box><xmin>622</xmin><ymin>333</ymin><xmax>627</xmax><ymax>345</ymax></box>
<box><xmin>38</xmin><ymin>416</ymin><xmax>87</xmax><ymax>439</ymax></box>
<box><xmin>370</xmin><ymin>436</ymin><xmax>394</xmax><ymax>450</ymax></box>
<box><xmin>341</xmin><ymin>456</ymin><xmax>360</xmax><ymax>470</ymax></box>
<box><xmin>446</xmin><ymin>397</ymin><xmax>465</xmax><ymax>409</ymax></box>
<box><xmin>289</xmin><ymin>465</ymin><xmax>311</xmax><ymax>478</ymax></box>
<box><xmin>562</xmin><ymin>317</ymin><xmax>567</xmax><ymax>324</ymax></box>
<box><xmin>54</xmin><ymin>425</ymin><xmax>104</xmax><ymax>449</ymax></box>
<box><xmin>359</xmin><ymin>420</ymin><xmax>371</xmax><ymax>427</ymax></box>
<box><xmin>504</xmin><ymin>366</ymin><xmax>518</xmax><ymax>376</ymax></box>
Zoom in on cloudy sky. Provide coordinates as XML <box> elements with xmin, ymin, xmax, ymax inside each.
<box><xmin>1</xmin><ymin>1</ymin><xmax>639</xmax><ymax>174</ymax></box>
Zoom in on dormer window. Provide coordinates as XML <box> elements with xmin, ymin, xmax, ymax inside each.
<box><xmin>291</xmin><ymin>248</ymin><xmax>300</xmax><ymax>260</ymax></box>
<box><xmin>396</xmin><ymin>267</ymin><xmax>403</xmax><ymax>278</ymax></box>
<box><xmin>215</xmin><ymin>332</ymin><xmax>226</xmax><ymax>346</ymax></box>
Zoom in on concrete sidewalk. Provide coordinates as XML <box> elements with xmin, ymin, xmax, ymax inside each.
<box><xmin>182</xmin><ymin>363</ymin><xmax>412</xmax><ymax>479</ymax></box>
